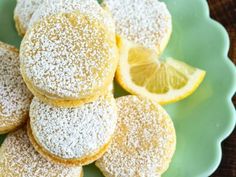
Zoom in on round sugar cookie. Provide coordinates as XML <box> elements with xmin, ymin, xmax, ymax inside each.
<box><xmin>20</xmin><ymin>12</ymin><xmax>118</xmax><ymax>107</ymax></box>
<box><xmin>96</xmin><ymin>95</ymin><xmax>176</xmax><ymax>177</ymax></box>
<box><xmin>0</xmin><ymin>128</ymin><xmax>83</xmax><ymax>177</ymax></box>
<box><xmin>14</xmin><ymin>0</ymin><xmax>114</xmax><ymax>36</ymax></box>
<box><xmin>29</xmin><ymin>0</ymin><xmax>115</xmax><ymax>34</ymax></box>
<box><xmin>102</xmin><ymin>0</ymin><xmax>172</xmax><ymax>54</ymax></box>
<box><xmin>0</xmin><ymin>42</ymin><xmax>32</xmax><ymax>134</ymax></box>
<box><xmin>14</xmin><ymin>0</ymin><xmax>44</xmax><ymax>36</ymax></box>
<box><xmin>28</xmin><ymin>93</ymin><xmax>118</xmax><ymax>166</ymax></box>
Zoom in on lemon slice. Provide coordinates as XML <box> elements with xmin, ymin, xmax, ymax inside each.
<box><xmin>116</xmin><ymin>39</ymin><xmax>206</xmax><ymax>104</ymax></box>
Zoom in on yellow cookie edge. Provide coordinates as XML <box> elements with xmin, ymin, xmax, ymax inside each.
<box><xmin>14</xmin><ymin>15</ymin><xmax>26</xmax><ymax>37</ymax></box>
<box><xmin>27</xmin><ymin>121</ymin><xmax>112</xmax><ymax>166</ymax></box>
<box><xmin>0</xmin><ymin>42</ymin><xmax>30</xmax><ymax>134</ymax></box>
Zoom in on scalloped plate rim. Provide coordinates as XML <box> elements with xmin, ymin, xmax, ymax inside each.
<box><xmin>190</xmin><ymin>0</ymin><xmax>236</xmax><ymax>176</ymax></box>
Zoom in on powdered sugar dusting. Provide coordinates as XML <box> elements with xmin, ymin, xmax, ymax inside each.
<box><xmin>96</xmin><ymin>96</ymin><xmax>176</xmax><ymax>177</ymax></box>
<box><xmin>14</xmin><ymin>0</ymin><xmax>44</xmax><ymax>33</ymax></box>
<box><xmin>14</xmin><ymin>0</ymin><xmax>115</xmax><ymax>35</ymax></box>
<box><xmin>20</xmin><ymin>12</ymin><xmax>117</xmax><ymax>99</ymax></box>
<box><xmin>102</xmin><ymin>0</ymin><xmax>172</xmax><ymax>49</ymax></box>
<box><xmin>30</xmin><ymin>94</ymin><xmax>117</xmax><ymax>159</ymax></box>
<box><xmin>29</xmin><ymin>0</ymin><xmax>115</xmax><ymax>34</ymax></box>
<box><xmin>0</xmin><ymin>42</ymin><xmax>32</xmax><ymax>127</ymax></box>
<box><xmin>0</xmin><ymin>128</ymin><xmax>82</xmax><ymax>177</ymax></box>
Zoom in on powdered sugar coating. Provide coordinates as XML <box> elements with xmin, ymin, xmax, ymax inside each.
<box><xmin>96</xmin><ymin>96</ymin><xmax>176</xmax><ymax>177</ymax></box>
<box><xmin>0</xmin><ymin>42</ymin><xmax>32</xmax><ymax>129</ymax></box>
<box><xmin>0</xmin><ymin>128</ymin><xmax>82</xmax><ymax>177</ymax></box>
<box><xmin>20</xmin><ymin>12</ymin><xmax>117</xmax><ymax>99</ymax></box>
<box><xmin>29</xmin><ymin>0</ymin><xmax>115</xmax><ymax>34</ymax></box>
<box><xmin>14</xmin><ymin>0</ymin><xmax>44</xmax><ymax>34</ymax></box>
<box><xmin>102</xmin><ymin>0</ymin><xmax>172</xmax><ymax>50</ymax></box>
<box><xmin>30</xmin><ymin>94</ymin><xmax>117</xmax><ymax>159</ymax></box>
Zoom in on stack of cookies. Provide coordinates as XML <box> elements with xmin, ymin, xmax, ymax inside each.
<box><xmin>0</xmin><ymin>0</ymin><xmax>177</xmax><ymax>176</ymax></box>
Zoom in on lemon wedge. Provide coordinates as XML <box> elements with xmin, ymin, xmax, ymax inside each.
<box><xmin>116</xmin><ymin>39</ymin><xmax>206</xmax><ymax>104</ymax></box>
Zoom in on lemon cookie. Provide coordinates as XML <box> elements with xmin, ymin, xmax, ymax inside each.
<box><xmin>102</xmin><ymin>0</ymin><xmax>172</xmax><ymax>54</ymax></box>
<box><xmin>20</xmin><ymin>12</ymin><xmax>118</xmax><ymax>107</ymax></box>
<box><xmin>14</xmin><ymin>0</ymin><xmax>115</xmax><ymax>36</ymax></box>
<box><xmin>96</xmin><ymin>95</ymin><xmax>176</xmax><ymax>177</ymax></box>
<box><xmin>0</xmin><ymin>42</ymin><xmax>32</xmax><ymax>134</ymax></box>
<box><xmin>14</xmin><ymin>0</ymin><xmax>44</xmax><ymax>36</ymax></box>
<box><xmin>28</xmin><ymin>93</ymin><xmax>117</xmax><ymax>166</ymax></box>
<box><xmin>29</xmin><ymin>0</ymin><xmax>115</xmax><ymax>34</ymax></box>
<box><xmin>0</xmin><ymin>128</ymin><xmax>83</xmax><ymax>177</ymax></box>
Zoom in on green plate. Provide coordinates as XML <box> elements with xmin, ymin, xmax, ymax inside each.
<box><xmin>0</xmin><ymin>0</ymin><xmax>235</xmax><ymax>176</ymax></box>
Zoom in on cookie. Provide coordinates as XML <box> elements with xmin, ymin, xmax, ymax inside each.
<box><xmin>28</xmin><ymin>93</ymin><xmax>118</xmax><ymax>166</ymax></box>
<box><xmin>102</xmin><ymin>0</ymin><xmax>172</xmax><ymax>55</ymax></box>
<box><xmin>14</xmin><ymin>0</ymin><xmax>44</xmax><ymax>36</ymax></box>
<box><xmin>14</xmin><ymin>0</ymin><xmax>115</xmax><ymax>36</ymax></box>
<box><xmin>0</xmin><ymin>128</ymin><xmax>83</xmax><ymax>177</ymax></box>
<box><xmin>29</xmin><ymin>0</ymin><xmax>115</xmax><ymax>34</ymax></box>
<box><xmin>20</xmin><ymin>11</ymin><xmax>118</xmax><ymax>107</ymax></box>
<box><xmin>96</xmin><ymin>95</ymin><xmax>176</xmax><ymax>177</ymax></box>
<box><xmin>0</xmin><ymin>42</ymin><xmax>32</xmax><ymax>134</ymax></box>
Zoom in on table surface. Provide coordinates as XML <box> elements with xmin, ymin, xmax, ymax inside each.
<box><xmin>207</xmin><ymin>0</ymin><xmax>236</xmax><ymax>176</ymax></box>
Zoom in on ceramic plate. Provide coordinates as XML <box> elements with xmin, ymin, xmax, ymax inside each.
<box><xmin>0</xmin><ymin>0</ymin><xmax>235</xmax><ymax>176</ymax></box>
